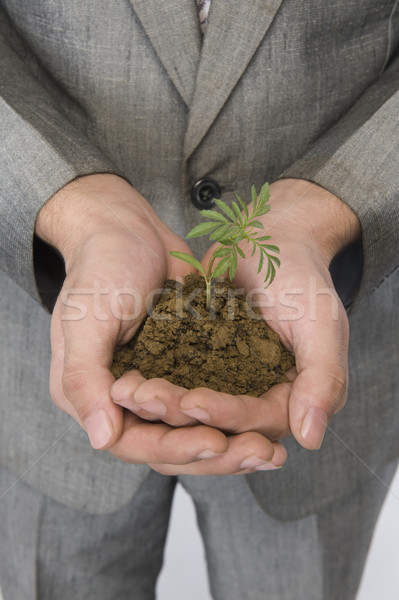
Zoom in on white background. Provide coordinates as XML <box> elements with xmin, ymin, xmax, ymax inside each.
<box><xmin>1</xmin><ymin>466</ymin><xmax>399</xmax><ymax>599</ymax></box>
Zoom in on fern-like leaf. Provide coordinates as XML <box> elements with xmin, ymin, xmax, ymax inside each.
<box><xmin>186</xmin><ymin>221</ymin><xmax>220</xmax><ymax>239</ymax></box>
<box><xmin>235</xmin><ymin>194</ymin><xmax>249</xmax><ymax>221</ymax></box>
<box><xmin>209</xmin><ymin>223</ymin><xmax>234</xmax><ymax>241</ymax></box>
<box><xmin>199</xmin><ymin>210</ymin><xmax>229</xmax><ymax>223</ymax></box>
<box><xmin>213</xmin><ymin>198</ymin><xmax>236</xmax><ymax>222</ymax></box>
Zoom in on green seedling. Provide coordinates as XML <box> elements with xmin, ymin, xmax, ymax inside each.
<box><xmin>170</xmin><ymin>182</ymin><xmax>280</xmax><ymax>309</ymax></box>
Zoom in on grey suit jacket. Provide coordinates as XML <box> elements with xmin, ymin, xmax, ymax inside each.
<box><xmin>0</xmin><ymin>0</ymin><xmax>398</xmax><ymax>519</ymax></box>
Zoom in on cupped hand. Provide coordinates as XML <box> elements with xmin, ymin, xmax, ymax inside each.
<box><xmin>35</xmin><ymin>175</ymin><xmax>195</xmax><ymax>460</ymax></box>
<box><xmin>198</xmin><ymin>178</ymin><xmax>360</xmax><ymax>450</ymax></box>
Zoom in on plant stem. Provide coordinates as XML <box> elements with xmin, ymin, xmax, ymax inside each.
<box><xmin>205</xmin><ymin>279</ymin><xmax>211</xmax><ymax>311</ymax></box>
<box><xmin>205</xmin><ymin>255</ymin><xmax>216</xmax><ymax>311</ymax></box>
<box><xmin>206</xmin><ymin>255</ymin><xmax>216</xmax><ymax>281</ymax></box>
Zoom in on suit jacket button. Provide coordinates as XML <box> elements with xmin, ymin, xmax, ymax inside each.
<box><xmin>191</xmin><ymin>177</ymin><xmax>222</xmax><ymax>210</ymax></box>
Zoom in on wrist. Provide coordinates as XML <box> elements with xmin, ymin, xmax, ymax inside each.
<box><xmin>270</xmin><ymin>179</ymin><xmax>361</xmax><ymax>265</ymax></box>
<box><xmin>35</xmin><ymin>174</ymin><xmax>159</xmax><ymax>267</ymax></box>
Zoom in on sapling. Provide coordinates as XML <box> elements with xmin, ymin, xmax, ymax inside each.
<box><xmin>170</xmin><ymin>182</ymin><xmax>280</xmax><ymax>309</ymax></box>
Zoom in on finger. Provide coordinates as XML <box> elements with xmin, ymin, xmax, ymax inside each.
<box><xmin>288</xmin><ymin>292</ymin><xmax>349</xmax><ymax>450</ymax></box>
<box><xmin>109</xmin><ymin>414</ymin><xmax>229</xmax><ymax>464</ymax></box>
<box><xmin>285</xmin><ymin>366</ymin><xmax>297</xmax><ymax>382</ymax></box>
<box><xmin>149</xmin><ymin>431</ymin><xmax>287</xmax><ymax>476</ymax></box>
<box><xmin>111</xmin><ymin>372</ymin><xmax>195</xmax><ymax>426</ymax></box>
<box><xmin>179</xmin><ymin>385</ymin><xmax>292</xmax><ymax>439</ymax></box>
<box><xmin>111</xmin><ymin>371</ymin><xmax>170</xmax><ymax>422</ymax></box>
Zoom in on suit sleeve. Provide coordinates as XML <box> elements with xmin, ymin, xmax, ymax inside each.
<box><xmin>279</xmin><ymin>53</ymin><xmax>399</xmax><ymax>306</ymax></box>
<box><xmin>0</xmin><ymin>9</ymin><xmax>123</xmax><ymax>310</ymax></box>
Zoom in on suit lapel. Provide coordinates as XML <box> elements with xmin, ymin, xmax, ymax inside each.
<box><xmin>184</xmin><ymin>0</ymin><xmax>284</xmax><ymax>159</ymax></box>
<box><xmin>130</xmin><ymin>0</ymin><xmax>201</xmax><ymax>106</ymax></box>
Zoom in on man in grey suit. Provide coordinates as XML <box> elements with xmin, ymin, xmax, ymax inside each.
<box><xmin>0</xmin><ymin>1</ymin><xmax>398</xmax><ymax>598</ymax></box>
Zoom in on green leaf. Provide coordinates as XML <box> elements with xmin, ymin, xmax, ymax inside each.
<box><xmin>235</xmin><ymin>194</ymin><xmax>249</xmax><ymax>221</ymax></box>
<box><xmin>251</xmin><ymin>240</ymin><xmax>257</xmax><ymax>256</ymax></box>
<box><xmin>213</xmin><ymin>198</ymin><xmax>236</xmax><ymax>222</ymax></box>
<box><xmin>231</xmin><ymin>201</ymin><xmax>243</xmax><ymax>225</ymax></box>
<box><xmin>255</xmin><ymin>235</ymin><xmax>272</xmax><ymax>241</ymax></box>
<box><xmin>248</xmin><ymin>219</ymin><xmax>264</xmax><ymax>230</ymax></box>
<box><xmin>234</xmin><ymin>229</ymin><xmax>245</xmax><ymax>243</ymax></box>
<box><xmin>209</xmin><ymin>223</ymin><xmax>234</xmax><ymax>241</ymax></box>
<box><xmin>199</xmin><ymin>210</ymin><xmax>229</xmax><ymax>223</ymax></box>
<box><xmin>251</xmin><ymin>183</ymin><xmax>271</xmax><ymax>218</ymax></box>
<box><xmin>258</xmin><ymin>182</ymin><xmax>270</xmax><ymax>206</ymax></box>
<box><xmin>251</xmin><ymin>185</ymin><xmax>258</xmax><ymax>212</ymax></box>
<box><xmin>264</xmin><ymin>258</ymin><xmax>278</xmax><ymax>287</ymax></box>
<box><xmin>267</xmin><ymin>266</ymin><xmax>277</xmax><ymax>286</ymax></box>
<box><xmin>257</xmin><ymin>249</ymin><xmax>264</xmax><ymax>274</ymax></box>
<box><xmin>265</xmin><ymin>259</ymin><xmax>272</xmax><ymax>283</ymax></box>
<box><xmin>261</xmin><ymin>244</ymin><xmax>280</xmax><ymax>253</ymax></box>
<box><xmin>211</xmin><ymin>255</ymin><xmax>232</xmax><ymax>280</ymax></box>
<box><xmin>229</xmin><ymin>247</ymin><xmax>238</xmax><ymax>280</ymax></box>
<box><xmin>254</xmin><ymin>203</ymin><xmax>271</xmax><ymax>217</ymax></box>
<box><xmin>169</xmin><ymin>251</ymin><xmax>206</xmax><ymax>277</ymax></box>
<box><xmin>270</xmin><ymin>255</ymin><xmax>281</xmax><ymax>267</ymax></box>
<box><xmin>236</xmin><ymin>245</ymin><xmax>245</xmax><ymax>259</ymax></box>
<box><xmin>212</xmin><ymin>246</ymin><xmax>232</xmax><ymax>258</ymax></box>
<box><xmin>186</xmin><ymin>221</ymin><xmax>220</xmax><ymax>239</ymax></box>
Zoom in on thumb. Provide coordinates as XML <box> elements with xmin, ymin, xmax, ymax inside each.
<box><xmin>287</xmin><ymin>296</ymin><xmax>349</xmax><ymax>450</ymax></box>
<box><xmin>50</xmin><ymin>297</ymin><xmax>124</xmax><ymax>450</ymax></box>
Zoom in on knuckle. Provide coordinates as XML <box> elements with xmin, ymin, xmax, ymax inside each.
<box><xmin>271</xmin><ymin>442</ymin><xmax>287</xmax><ymax>467</ymax></box>
<box><xmin>183</xmin><ymin>388</ymin><xmax>207</xmax><ymax>404</ymax></box>
<box><xmin>137</xmin><ymin>378</ymin><xmax>172</xmax><ymax>403</ymax></box>
<box><xmin>325</xmin><ymin>365</ymin><xmax>348</xmax><ymax>411</ymax></box>
<box><xmin>62</xmin><ymin>366</ymin><xmax>87</xmax><ymax>399</ymax></box>
<box><xmin>237</xmin><ymin>431</ymin><xmax>275</xmax><ymax>461</ymax></box>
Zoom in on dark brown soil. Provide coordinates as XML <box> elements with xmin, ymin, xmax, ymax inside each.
<box><xmin>112</xmin><ymin>274</ymin><xmax>294</xmax><ymax>397</ymax></box>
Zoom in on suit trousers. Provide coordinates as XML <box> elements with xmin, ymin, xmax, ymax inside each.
<box><xmin>0</xmin><ymin>460</ymin><xmax>397</xmax><ymax>600</ymax></box>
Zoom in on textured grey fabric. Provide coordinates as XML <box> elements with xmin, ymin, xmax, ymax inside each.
<box><xmin>0</xmin><ymin>8</ymin><xmax>123</xmax><ymax>305</ymax></box>
<box><xmin>0</xmin><ymin>465</ymin><xmax>176</xmax><ymax>600</ymax></box>
<box><xmin>280</xmin><ymin>54</ymin><xmax>399</xmax><ymax>301</ymax></box>
<box><xmin>0</xmin><ymin>460</ymin><xmax>397</xmax><ymax>600</ymax></box>
<box><xmin>0</xmin><ymin>0</ymin><xmax>398</xmax><ymax>521</ymax></box>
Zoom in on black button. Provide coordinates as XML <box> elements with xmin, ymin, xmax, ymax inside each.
<box><xmin>191</xmin><ymin>177</ymin><xmax>222</xmax><ymax>210</ymax></box>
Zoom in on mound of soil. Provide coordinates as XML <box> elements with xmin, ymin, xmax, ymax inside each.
<box><xmin>112</xmin><ymin>274</ymin><xmax>294</xmax><ymax>397</ymax></box>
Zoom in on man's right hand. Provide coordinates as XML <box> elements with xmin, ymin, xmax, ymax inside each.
<box><xmin>36</xmin><ymin>174</ymin><xmax>287</xmax><ymax>475</ymax></box>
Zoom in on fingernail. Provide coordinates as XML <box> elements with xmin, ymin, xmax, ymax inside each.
<box><xmin>300</xmin><ymin>407</ymin><xmax>328</xmax><ymax>449</ymax></box>
<box><xmin>84</xmin><ymin>410</ymin><xmax>114</xmax><ymax>449</ymax></box>
<box><xmin>255</xmin><ymin>463</ymin><xmax>282</xmax><ymax>471</ymax></box>
<box><xmin>240</xmin><ymin>455</ymin><xmax>273</xmax><ymax>469</ymax></box>
<box><xmin>137</xmin><ymin>398</ymin><xmax>167</xmax><ymax>416</ymax></box>
<box><xmin>197</xmin><ymin>449</ymin><xmax>224</xmax><ymax>459</ymax></box>
<box><xmin>180</xmin><ymin>407</ymin><xmax>210</xmax><ymax>421</ymax></box>
<box><xmin>113</xmin><ymin>397</ymin><xmax>142</xmax><ymax>412</ymax></box>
